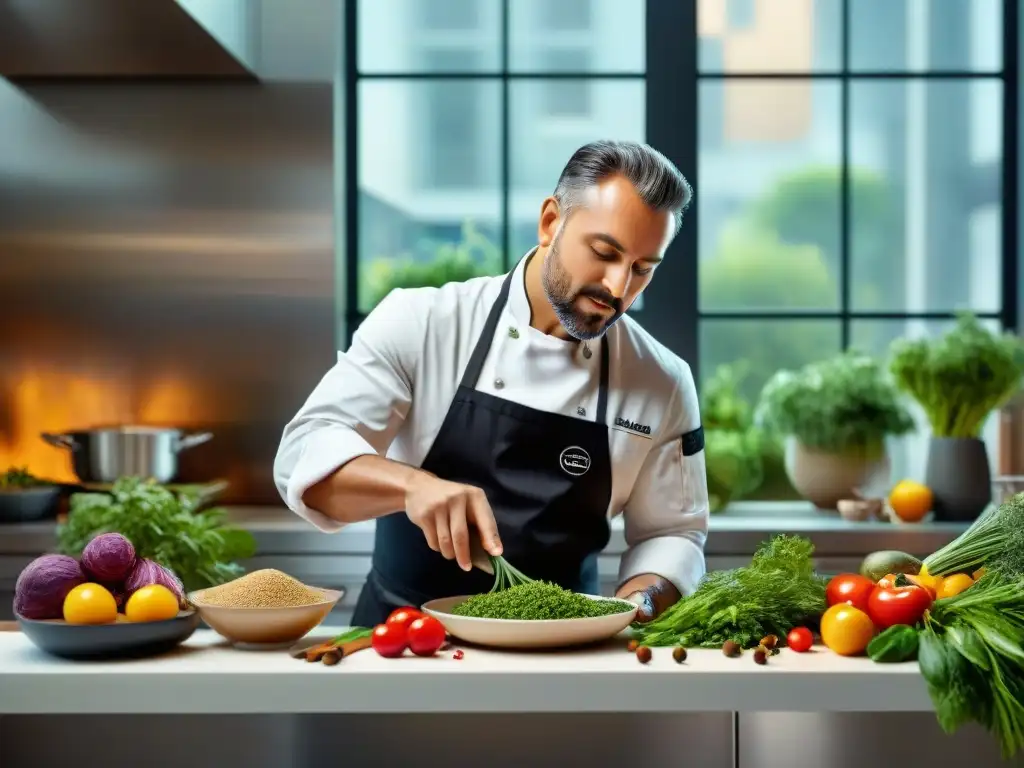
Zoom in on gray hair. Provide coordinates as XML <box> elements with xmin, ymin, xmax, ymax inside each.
<box><xmin>552</xmin><ymin>140</ymin><xmax>693</xmax><ymax>235</ymax></box>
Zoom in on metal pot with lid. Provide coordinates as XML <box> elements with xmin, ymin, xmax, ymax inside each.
<box><xmin>41</xmin><ymin>426</ymin><xmax>213</xmax><ymax>484</ymax></box>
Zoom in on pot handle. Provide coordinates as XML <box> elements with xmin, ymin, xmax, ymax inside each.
<box><xmin>41</xmin><ymin>432</ymin><xmax>76</xmax><ymax>450</ymax></box>
<box><xmin>174</xmin><ymin>432</ymin><xmax>213</xmax><ymax>452</ymax></box>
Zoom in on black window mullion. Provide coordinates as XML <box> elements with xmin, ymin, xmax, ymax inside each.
<box><xmin>839</xmin><ymin>0</ymin><xmax>851</xmax><ymax>349</ymax></box>
<box><xmin>500</xmin><ymin>0</ymin><xmax>511</xmax><ymax>273</ymax></box>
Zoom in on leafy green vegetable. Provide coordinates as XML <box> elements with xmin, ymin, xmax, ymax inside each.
<box><xmin>0</xmin><ymin>467</ymin><xmax>48</xmax><ymax>489</ymax></box>
<box><xmin>631</xmin><ymin>534</ymin><xmax>827</xmax><ymax>648</ymax></box>
<box><xmin>56</xmin><ymin>477</ymin><xmax>257</xmax><ymax>593</ymax></box>
<box><xmin>755</xmin><ymin>351</ymin><xmax>914</xmax><ymax>454</ymax></box>
<box><xmin>889</xmin><ymin>313</ymin><xmax>1024</xmax><ymax>438</ymax></box>
<box><xmin>923</xmin><ymin>491</ymin><xmax>1024</xmax><ymax>579</ymax></box>
<box><xmin>867</xmin><ymin>624</ymin><xmax>919</xmax><ymax>663</ymax></box>
<box><xmin>922</xmin><ymin>574</ymin><xmax>1024</xmax><ymax>758</ymax></box>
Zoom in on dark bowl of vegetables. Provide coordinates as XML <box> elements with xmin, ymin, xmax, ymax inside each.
<box><xmin>0</xmin><ymin>468</ymin><xmax>61</xmax><ymax>523</ymax></box>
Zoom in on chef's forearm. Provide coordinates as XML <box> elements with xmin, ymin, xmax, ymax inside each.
<box><xmin>302</xmin><ymin>455</ymin><xmax>428</xmax><ymax>524</ymax></box>
<box><xmin>616</xmin><ymin>575</ymin><xmax>680</xmax><ymax>617</ymax></box>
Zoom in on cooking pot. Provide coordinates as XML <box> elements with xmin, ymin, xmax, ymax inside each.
<box><xmin>41</xmin><ymin>427</ymin><xmax>213</xmax><ymax>484</ymax></box>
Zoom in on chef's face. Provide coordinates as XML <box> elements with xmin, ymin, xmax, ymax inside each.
<box><xmin>538</xmin><ymin>174</ymin><xmax>675</xmax><ymax>341</ymax></box>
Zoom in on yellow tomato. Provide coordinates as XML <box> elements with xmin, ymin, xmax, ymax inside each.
<box><xmin>124</xmin><ymin>584</ymin><xmax>180</xmax><ymax>623</ymax></box>
<box><xmin>63</xmin><ymin>583</ymin><xmax>118</xmax><ymax>625</ymax></box>
<box><xmin>937</xmin><ymin>573</ymin><xmax>975</xmax><ymax>600</ymax></box>
<box><xmin>820</xmin><ymin>604</ymin><xmax>876</xmax><ymax>657</ymax></box>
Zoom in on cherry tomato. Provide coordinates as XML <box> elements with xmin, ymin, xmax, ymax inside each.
<box><xmin>786</xmin><ymin>626</ymin><xmax>813</xmax><ymax>653</ymax></box>
<box><xmin>386</xmin><ymin>606</ymin><xmax>423</xmax><ymax>631</ymax></box>
<box><xmin>825</xmin><ymin>573</ymin><xmax>876</xmax><ymax>613</ymax></box>
<box><xmin>407</xmin><ymin>616</ymin><xmax>446</xmax><ymax>657</ymax></box>
<box><xmin>371</xmin><ymin>623</ymin><xmax>407</xmax><ymax>658</ymax></box>
<box><xmin>867</xmin><ymin>579</ymin><xmax>933</xmax><ymax>630</ymax></box>
<box><xmin>820</xmin><ymin>604</ymin><xmax>875</xmax><ymax>657</ymax></box>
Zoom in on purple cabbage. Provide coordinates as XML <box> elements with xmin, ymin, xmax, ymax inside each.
<box><xmin>81</xmin><ymin>533</ymin><xmax>136</xmax><ymax>583</ymax></box>
<box><xmin>14</xmin><ymin>554</ymin><xmax>86</xmax><ymax>620</ymax></box>
<box><xmin>124</xmin><ymin>558</ymin><xmax>185</xmax><ymax>606</ymax></box>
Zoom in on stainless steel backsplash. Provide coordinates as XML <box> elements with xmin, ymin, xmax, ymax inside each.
<box><xmin>0</xmin><ymin>80</ymin><xmax>337</xmax><ymax>504</ymax></box>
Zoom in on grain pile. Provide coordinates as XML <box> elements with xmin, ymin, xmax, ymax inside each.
<box><xmin>195</xmin><ymin>569</ymin><xmax>326</xmax><ymax>608</ymax></box>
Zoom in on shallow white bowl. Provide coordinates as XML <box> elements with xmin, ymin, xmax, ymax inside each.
<box><xmin>421</xmin><ymin>593</ymin><xmax>638</xmax><ymax>650</ymax></box>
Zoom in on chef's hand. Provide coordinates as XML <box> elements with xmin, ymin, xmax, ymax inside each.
<box><xmin>618</xmin><ymin>576</ymin><xmax>680</xmax><ymax>623</ymax></box>
<box><xmin>405</xmin><ymin>472</ymin><xmax>503</xmax><ymax>571</ymax></box>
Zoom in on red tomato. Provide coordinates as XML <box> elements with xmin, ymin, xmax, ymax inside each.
<box><xmin>386</xmin><ymin>607</ymin><xmax>422</xmax><ymax>631</ymax></box>
<box><xmin>825</xmin><ymin>573</ymin><xmax>876</xmax><ymax>613</ymax></box>
<box><xmin>371</xmin><ymin>623</ymin><xmax>407</xmax><ymax>658</ymax></box>
<box><xmin>786</xmin><ymin>626</ymin><xmax>813</xmax><ymax>653</ymax></box>
<box><xmin>407</xmin><ymin>616</ymin><xmax>446</xmax><ymax>657</ymax></box>
<box><xmin>867</xmin><ymin>582</ymin><xmax>933</xmax><ymax>630</ymax></box>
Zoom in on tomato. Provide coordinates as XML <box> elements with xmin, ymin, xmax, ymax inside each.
<box><xmin>386</xmin><ymin>607</ymin><xmax>423</xmax><ymax>631</ymax></box>
<box><xmin>371</xmin><ymin>623</ymin><xmax>408</xmax><ymax>658</ymax></box>
<box><xmin>407</xmin><ymin>616</ymin><xmax>446</xmax><ymax>657</ymax></box>
<box><xmin>866</xmin><ymin>577</ymin><xmax>933</xmax><ymax>630</ymax></box>
<box><xmin>786</xmin><ymin>626</ymin><xmax>813</xmax><ymax>653</ymax></box>
<box><xmin>877</xmin><ymin>572</ymin><xmax>937</xmax><ymax>600</ymax></box>
<box><xmin>825</xmin><ymin>574</ymin><xmax>876</xmax><ymax>613</ymax></box>
<box><xmin>820</xmin><ymin>604</ymin><xmax>875</xmax><ymax>656</ymax></box>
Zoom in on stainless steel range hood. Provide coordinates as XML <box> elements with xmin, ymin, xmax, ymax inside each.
<box><xmin>0</xmin><ymin>0</ymin><xmax>259</xmax><ymax>79</ymax></box>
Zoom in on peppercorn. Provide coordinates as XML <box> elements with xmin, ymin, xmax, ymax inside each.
<box><xmin>635</xmin><ymin>646</ymin><xmax>652</xmax><ymax>664</ymax></box>
<box><xmin>627</xmin><ymin>639</ymin><xmax>639</xmax><ymax>652</ymax></box>
<box><xmin>753</xmin><ymin>647</ymin><xmax>768</xmax><ymax>665</ymax></box>
<box><xmin>760</xmin><ymin>634</ymin><xmax>779</xmax><ymax>649</ymax></box>
<box><xmin>672</xmin><ymin>646</ymin><xmax>687</xmax><ymax>664</ymax></box>
<box><xmin>722</xmin><ymin>640</ymin><xmax>741</xmax><ymax>657</ymax></box>
<box><xmin>322</xmin><ymin>651</ymin><xmax>341</xmax><ymax>666</ymax></box>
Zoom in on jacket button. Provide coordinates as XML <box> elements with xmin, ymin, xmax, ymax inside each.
<box><xmin>494</xmin><ymin>378</ymin><xmax>505</xmax><ymax>389</ymax></box>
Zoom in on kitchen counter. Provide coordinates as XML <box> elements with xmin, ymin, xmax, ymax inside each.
<box><xmin>0</xmin><ymin>628</ymin><xmax>930</xmax><ymax>715</ymax></box>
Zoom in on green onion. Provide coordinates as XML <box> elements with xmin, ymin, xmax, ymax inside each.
<box><xmin>488</xmin><ymin>555</ymin><xmax>533</xmax><ymax>593</ymax></box>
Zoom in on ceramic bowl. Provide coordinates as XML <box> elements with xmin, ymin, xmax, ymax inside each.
<box><xmin>187</xmin><ymin>587</ymin><xmax>345</xmax><ymax>649</ymax></box>
<box><xmin>17</xmin><ymin>610</ymin><xmax>200</xmax><ymax>660</ymax></box>
<box><xmin>421</xmin><ymin>594</ymin><xmax>638</xmax><ymax>650</ymax></box>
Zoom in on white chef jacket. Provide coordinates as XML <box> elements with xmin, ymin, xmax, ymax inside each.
<box><xmin>274</xmin><ymin>252</ymin><xmax>710</xmax><ymax>597</ymax></box>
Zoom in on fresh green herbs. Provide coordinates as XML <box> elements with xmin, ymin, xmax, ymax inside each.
<box><xmin>755</xmin><ymin>352</ymin><xmax>914</xmax><ymax>454</ymax></box>
<box><xmin>921</xmin><ymin>574</ymin><xmax>1024</xmax><ymax>759</ymax></box>
<box><xmin>488</xmin><ymin>554</ymin><xmax>534</xmax><ymax>592</ymax></box>
<box><xmin>56</xmin><ymin>477</ymin><xmax>257</xmax><ymax>592</ymax></box>
<box><xmin>451</xmin><ymin>581</ymin><xmax>630</xmax><ymax>621</ymax></box>
<box><xmin>889</xmin><ymin>313</ymin><xmax>1024</xmax><ymax>438</ymax></box>
<box><xmin>923</xmin><ymin>491</ymin><xmax>1024</xmax><ymax>579</ymax></box>
<box><xmin>0</xmin><ymin>467</ymin><xmax>47</xmax><ymax>489</ymax></box>
<box><xmin>632</xmin><ymin>535</ymin><xmax>827</xmax><ymax>648</ymax></box>
<box><xmin>702</xmin><ymin>364</ymin><xmax>766</xmax><ymax>512</ymax></box>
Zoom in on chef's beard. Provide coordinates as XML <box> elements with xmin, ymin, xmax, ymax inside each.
<box><xmin>541</xmin><ymin>230</ymin><xmax>624</xmax><ymax>341</ymax></box>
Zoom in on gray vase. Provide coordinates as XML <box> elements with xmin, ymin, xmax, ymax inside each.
<box><xmin>924</xmin><ymin>437</ymin><xmax>992</xmax><ymax>522</ymax></box>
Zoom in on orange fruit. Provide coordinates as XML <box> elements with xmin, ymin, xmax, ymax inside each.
<box><xmin>63</xmin><ymin>583</ymin><xmax>118</xmax><ymax>625</ymax></box>
<box><xmin>888</xmin><ymin>480</ymin><xmax>933</xmax><ymax>523</ymax></box>
<box><xmin>124</xmin><ymin>584</ymin><xmax>180</xmax><ymax>623</ymax></box>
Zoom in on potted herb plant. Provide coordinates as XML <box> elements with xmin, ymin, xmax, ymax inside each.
<box><xmin>889</xmin><ymin>314</ymin><xmax>1024</xmax><ymax>521</ymax></box>
<box><xmin>755</xmin><ymin>352</ymin><xmax>915</xmax><ymax>510</ymax></box>
<box><xmin>700</xmin><ymin>364</ymin><xmax>765</xmax><ymax>513</ymax></box>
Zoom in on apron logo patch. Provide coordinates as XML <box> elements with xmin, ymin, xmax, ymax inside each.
<box><xmin>559</xmin><ymin>446</ymin><xmax>591</xmax><ymax>476</ymax></box>
<box><xmin>614</xmin><ymin>417</ymin><xmax>652</xmax><ymax>436</ymax></box>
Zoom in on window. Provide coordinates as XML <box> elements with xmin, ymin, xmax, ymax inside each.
<box><xmin>421</xmin><ymin>0</ymin><xmax>481</xmax><ymax>31</ymax></box>
<box><xmin>726</xmin><ymin>0</ymin><xmax>755</xmax><ymax>30</ymax></box>
<box><xmin>541</xmin><ymin>49</ymin><xmax>593</xmax><ymax>118</ymax></box>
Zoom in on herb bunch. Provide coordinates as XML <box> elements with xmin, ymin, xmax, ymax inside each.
<box><xmin>56</xmin><ymin>477</ymin><xmax>257</xmax><ymax>593</ymax></box>
<box><xmin>755</xmin><ymin>351</ymin><xmax>914</xmax><ymax>454</ymax></box>
<box><xmin>923</xmin><ymin>491</ymin><xmax>1024</xmax><ymax>579</ymax></box>
<box><xmin>487</xmin><ymin>554</ymin><xmax>534</xmax><ymax>592</ymax></box>
<box><xmin>921</xmin><ymin>574</ymin><xmax>1024</xmax><ymax>759</ymax></box>
<box><xmin>632</xmin><ymin>534</ymin><xmax>827</xmax><ymax>648</ymax></box>
<box><xmin>452</xmin><ymin>581</ymin><xmax>629</xmax><ymax>621</ymax></box>
<box><xmin>0</xmin><ymin>467</ymin><xmax>47</xmax><ymax>489</ymax></box>
<box><xmin>889</xmin><ymin>313</ymin><xmax>1024</xmax><ymax>438</ymax></box>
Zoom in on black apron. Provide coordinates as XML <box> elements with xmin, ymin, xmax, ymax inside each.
<box><xmin>352</xmin><ymin>267</ymin><xmax>614</xmax><ymax>627</ymax></box>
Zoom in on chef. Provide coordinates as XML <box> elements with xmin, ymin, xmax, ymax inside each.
<box><xmin>274</xmin><ymin>139</ymin><xmax>709</xmax><ymax>628</ymax></box>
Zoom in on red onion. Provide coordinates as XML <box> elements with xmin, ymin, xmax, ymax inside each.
<box><xmin>124</xmin><ymin>558</ymin><xmax>185</xmax><ymax>606</ymax></box>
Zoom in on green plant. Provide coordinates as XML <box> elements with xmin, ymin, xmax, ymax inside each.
<box><xmin>889</xmin><ymin>314</ymin><xmax>1024</xmax><ymax>439</ymax></box>
<box><xmin>362</xmin><ymin>220</ymin><xmax>503</xmax><ymax>310</ymax></box>
<box><xmin>701</xmin><ymin>364</ymin><xmax>765</xmax><ymax>512</ymax></box>
<box><xmin>56</xmin><ymin>477</ymin><xmax>257</xmax><ymax>593</ymax></box>
<box><xmin>756</xmin><ymin>351</ymin><xmax>915</xmax><ymax>454</ymax></box>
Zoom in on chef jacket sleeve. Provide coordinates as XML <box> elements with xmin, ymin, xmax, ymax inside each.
<box><xmin>617</xmin><ymin>361</ymin><xmax>709</xmax><ymax>597</ymax></box>
<box><xmin>273</xmin><ymin>288</ymin><xmax>426</xmax><ymax>532</ymax></box>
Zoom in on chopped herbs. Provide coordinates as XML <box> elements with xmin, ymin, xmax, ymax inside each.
<box><xmin>632</xmin><ymin>534</ymin><xmax>827</xmax><ymax>649</ymax></box>
<box><xmin>450</xmin><ymin>581</ymin><xmax>631</xmax><ymax>621</ymax></box>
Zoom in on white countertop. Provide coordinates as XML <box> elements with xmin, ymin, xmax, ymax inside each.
<box><xmin>0</xmin><ymin>628</ymin><xmax>932</xmax><ymax>715</ymax></box>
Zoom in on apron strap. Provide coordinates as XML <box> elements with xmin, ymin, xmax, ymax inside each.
<box><xmin>459</xmin><ymin>263</ymin><xmax>612</xmax><ymax>425</ymax></box>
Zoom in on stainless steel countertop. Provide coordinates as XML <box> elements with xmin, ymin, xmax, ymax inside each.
<box><xmin>0</xmin><ymin>502</ymin><xmax>969</xmax><ymax>559</ymax></box>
